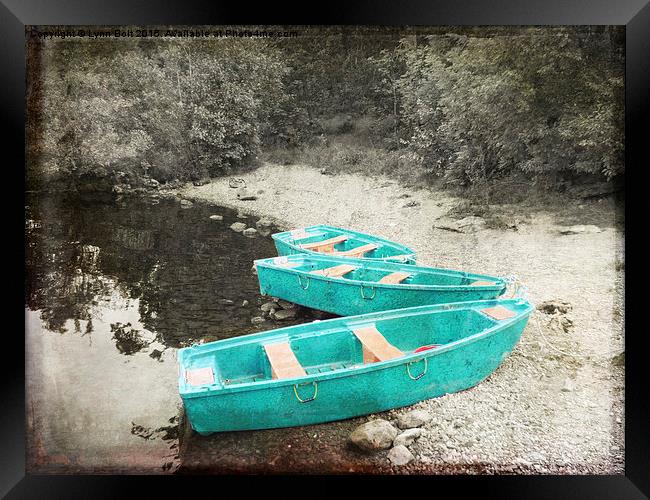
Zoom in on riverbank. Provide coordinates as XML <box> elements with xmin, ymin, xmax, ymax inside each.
<box><xmin>173</xmin><ymin>162</ymin><xmax>624</xmax><ymax>474</ymax></box>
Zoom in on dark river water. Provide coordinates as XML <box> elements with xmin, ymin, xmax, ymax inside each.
<box><xmin>24</xmin><ymin>193</ymin><xmax>326</xmax><ymax>472</ymax></box>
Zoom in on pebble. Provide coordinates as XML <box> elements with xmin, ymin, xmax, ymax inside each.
<box><xmin>243</xmin><ymin>227</ymin><xmax>258</xmax><ymax>237</ymax></box>
<box><xmin>260</xmin><ymin>302</ymin><xmax>276</xmax><ymax>312</ymax></box>
<box><xmin>236</xmin><ymin>188</ymin><xmax>258</xmax><ymax>201</ymax></box>
<box><xmin>256</xmin><ymin>218</ymin><xmax>273</xmax><ymax>229</ymax></box>
<box><xmin>397</xmin><ymin>410</ymin><xmax>433</xmax><ymax>429</ymax></box>
<box><xmin>209</xmin><ymin>215</ymin><xmax>223</xmax><ymax>221</ymax></box>
<box><xmin>561</xmin><ymin>378</ymin><xmax>576</xmax><ymax>392</ymax></box>
<box><xmin>387</xmin><ymin>445</ymin><xmax>415</xmax><ymax>466</ymax></box>
<box><xmin>349</xmin><ymin>419</ymin><xmax>398</xmax><ymax>452</ymax></box>
<box><xmin>393</xmin><ymin>428</ymin><xmax>423</xmax><ymax>447</ymax></box>
<box><xmin>271</xmin><ymin>309</ymin><xmax>297</xmax><ymax>321</ymax></box>
<box><xmin>230</xmin><ymin>222</ymin><xmax>247</xmax><ymax>232</ymax></box>
<box><xmin>277</xmin><ymin>300</ymin><xmax>297</xmax><ymax>310</ymax></box>
<box><xmin>251</xmin><ymin>316</ymin><xmax>266</xmax><ymax>325</ymax></box>
<box><xmin>241</xmin><ymin>300</ymin><xmax>249</xmax><ymax>307</ymax></box>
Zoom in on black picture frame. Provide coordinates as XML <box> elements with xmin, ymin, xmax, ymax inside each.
<box><xmin>6</xmin><ymin>0</ymin><xmax>644</xmax><ymax>496</ymax></box>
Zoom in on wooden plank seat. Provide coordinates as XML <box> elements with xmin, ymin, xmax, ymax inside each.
<box><xmin>310</xmin><ymin>264</ymin><xmax>357</xmax><ymax>278</ymax></box>
<box><xmin>352</xmin><ymin>325</ymin><xmax>404</xmax><ymax>364</ymax></box>
<box><xmin>271</xmin><ymin>256</ymin><xmax>302</xmax><ymax>268</ymax></box>
<box><xmin>334</xmin><ymin>243</ymin><xmax>378</xmax><ymax>258</ymax></box>
<box><xmin>481</xmin><ymin>305</ymin><xmax>516</xmax><ymax>320</ymax></box>
<box><xmin>185</xmin><ymin>367</ymin><xmax>215</xmax><ymax>386</ymax></box>
<box><xmin>469</xmin><ymin>280</ymin><xmax>497</xmax><ymax>286</ymax></box>
<box><xmin>378</xmin><ymin>271</ymin><xmax>411</xmax><ymax>284</ymax></box>
<box><xmin>385</xmin><ymin>254</ymin><xmax>411</xmax><ymax>261</ymax></box>
<box><xmin>264</xmin><ymin>342</ymin><xmax>307</xmax><ymax>380</ymax></box>
<box><xmin>300</xmin><ymin>234</ymin><xmax>349</xmax><ymax>253</ymax></box>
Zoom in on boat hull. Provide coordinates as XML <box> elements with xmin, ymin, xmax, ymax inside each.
<box><xmin>272</xmin><ymin>225</ymin><xmax>417</xmax><ymax>264</ymax></box>
<box><xmin>255</xmin><ymin>256</ymin><xmax>507</xmax><ymax>316</ymax></box>
<box><xmin>179</xmin><ymin>300</ymin><xmax>531</xmax><ymax>434</ymax></box>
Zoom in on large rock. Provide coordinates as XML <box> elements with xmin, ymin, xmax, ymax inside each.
<box><xmin>230</xmin><ymin>222</ymin><xmax>247</xmax><ymax>233</ymax></box>
<box><xmin>397</xmin><ymin>409</ymin><xmax>432</xmax><ymax>429</ymax></box>
<box><xmin>349</xmin><ymin>419</ymin><xmax>399</xmax><ymax>452</ymax></box>
<box><xmin>387</xmin><ymin>445</ymin><xmax>415</xmax><ymax>466</ymax></box>
<box><xmin>558</xmin><ymin>224</ymin><xmax>602</xmax><ymax>235</ymax></box>
<box><xmin>236</xmin><ymin>188</ymin><xmax>258</xmax><ymax>201</ymax></box>
<box><xmin>393</xmin><ymin>428</ymin><xmax>423</xmax><ymax>447</ymax></box>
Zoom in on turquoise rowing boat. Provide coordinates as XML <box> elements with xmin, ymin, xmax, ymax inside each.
<box><xmin>271</xmin><ymin>224</ymin><xmax>417</xmax><ymax>264</ymax></box>
<box><xmin>255</xmin><ymin>254</ymin><xmax>507</xmax><ymax>316</ymax></box>
<box><xmin>178</xmin><ymin>298</ymin><xmax>532</xmax><ymax>434</ymax></box>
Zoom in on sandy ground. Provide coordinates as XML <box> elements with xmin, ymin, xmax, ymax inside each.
<box><xmin>176</xmin><ymin>163</ymin><xmax>624</xmax><ymax>474</ymax></box>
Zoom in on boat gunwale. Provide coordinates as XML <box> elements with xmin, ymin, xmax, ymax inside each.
<box><xmin>254</xmin><ymin>256</ymin><xmax>507</xmax><ymax>292</ymax></box>
<box><xmin>271</xmin><ymin>224</ymin><xmax>417</xmax><ymax>261</ymax></box>
<box><xmin>178</xmin><ymin>299</ymin><xmax>532</xmax><ymax>399</ymax></box>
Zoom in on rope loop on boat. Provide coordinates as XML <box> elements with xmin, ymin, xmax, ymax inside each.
<box><xmin>293</xmin><ymin>381</ymin><xmax>318</xmax><ymax>403</ymax></box>
<box><xmin>514</xmin><ymin>284</ymin><xmax>530</xmax><ymax>302</ymax></box>
<box><xmin>502</xmin><ymin>274</ymin><xmax>524</xmax><ymax>300</ymax></box>
<box><xmin>406</xmin><ymin>358</ymin><xmax>428</xmax><ymax>380</ymax></box>
<box><xmin>297</xmin><ymin>274</ymin><xmax>310</xmax><ymax>290</ymax></box>
<box><xmin>359</xmin><ymin>284</ymin><xmax>376</xmax><ymax>300</ymax></box>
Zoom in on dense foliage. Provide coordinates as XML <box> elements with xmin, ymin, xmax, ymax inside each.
<box><xmin>27</xmin><ymin>27</ymin><xmax>624</xmax><ymax>191</ymax></box>
<box><xmin>29</xmin><ymin>38</ymin><xmax>290</xmax><ymax>187</ymax></box>
<box><xmin>396</xmin><ymin>28</ymin><xmax>624</xmax><ymax>187</ymax></box>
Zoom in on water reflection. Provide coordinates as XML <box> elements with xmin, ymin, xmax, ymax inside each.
<box><xmin>24</xmin><ymin>193</ymin><xmax>315</xmax><ymax>472</ymax></box>
<box><xmin>24</xmin><ymin>194</ymin><xmax>310</xmax><ymax>349</ymax></box>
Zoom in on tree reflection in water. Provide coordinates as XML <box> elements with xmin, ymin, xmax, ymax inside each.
<box><xmin>25</xmin><ymin>193</ymin><xmax>297</xmax><ymax>351</ymax></box>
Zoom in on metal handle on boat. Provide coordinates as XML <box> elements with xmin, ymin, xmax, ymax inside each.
<box><xmin>297</xmin><ymin>274</ymin><xmax>311</xmax><ymax>290</ymax></box>
<box><xmin>293</xmin><ymin>381</ymin><xmax>318</xmax><ymax>403</ymax></box>
<box><xmin>406</xmin><ymin>358</ymin><xmax>428</xmax><ymax>381</ymax></box>
<box><xmin>359</xmin><ymin>284</ymin><xmax>376</xmax><ymax>300</ymax></box>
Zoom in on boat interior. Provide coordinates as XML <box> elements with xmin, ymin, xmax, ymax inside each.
<box><xmin>183</xmin><ymin>305</ymin><xmax>520</xmax><ymax>389</ymax></box>
<box><xmin>266</xmin><ymin>256</ymin><xmax>499</xmax><ymax>287</ymax></box>
<box><xmin>281</xmin><ymin>227</ymin><xmax>407</xmax><ymax>259</ymax></box>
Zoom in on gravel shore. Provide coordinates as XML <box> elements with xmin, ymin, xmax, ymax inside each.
<box><xmin>176</xmin><ymin>163</ymin><xmax>624</xmax><ymax>474</ymax></box>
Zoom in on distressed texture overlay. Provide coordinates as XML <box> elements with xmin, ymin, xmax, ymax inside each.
<box><xmin>25</xmin><ymin>25</ymin><xmax>624</xmax><ymax>474</ymax></box>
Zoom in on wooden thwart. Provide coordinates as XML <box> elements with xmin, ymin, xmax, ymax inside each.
<box><xmin>185</xmin><ymin>367</ymin><xmax>215</xmax><ymax>386</ymax></box>
<box><xmin>334</xmin><ymin>243</ymin><xmax>378</xmax><ymax>258</ymax></box>
<box><xmin>300</xmin><ymin>235</ymin><xmax>349</xmax><ymax>253</ymax></box>
<box><xmin>352</xmin><ymin>325</ymin><xmax>404</xmax><ymax>363</ymax></box>
<box><xmin>264</xmin><ymin>342</ymin><xmax>306</xmax><ymax>380</ymax></box>
<box><xmin>481</xmin><ymin>305</ymin><xmax>516</xmax><ymax>320</ymax></box>
<box><xmin>378</xmin><ymin>272</ymin><xmax>411</xmax><ymax>284</ymax></box>
<box><xmin>310</xmin><ymin>264</ymin><xmax>356</xmax><ymax>278</ymax></box>
<box><xmin>385</xmin><ymin>254</ymin><xmax>411</xmax><ymax>261</ymax></box>
<box><xmin>469</xmin><ymin>280</ymin><xmax>497</xmax><ymax>286</ymax></box>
